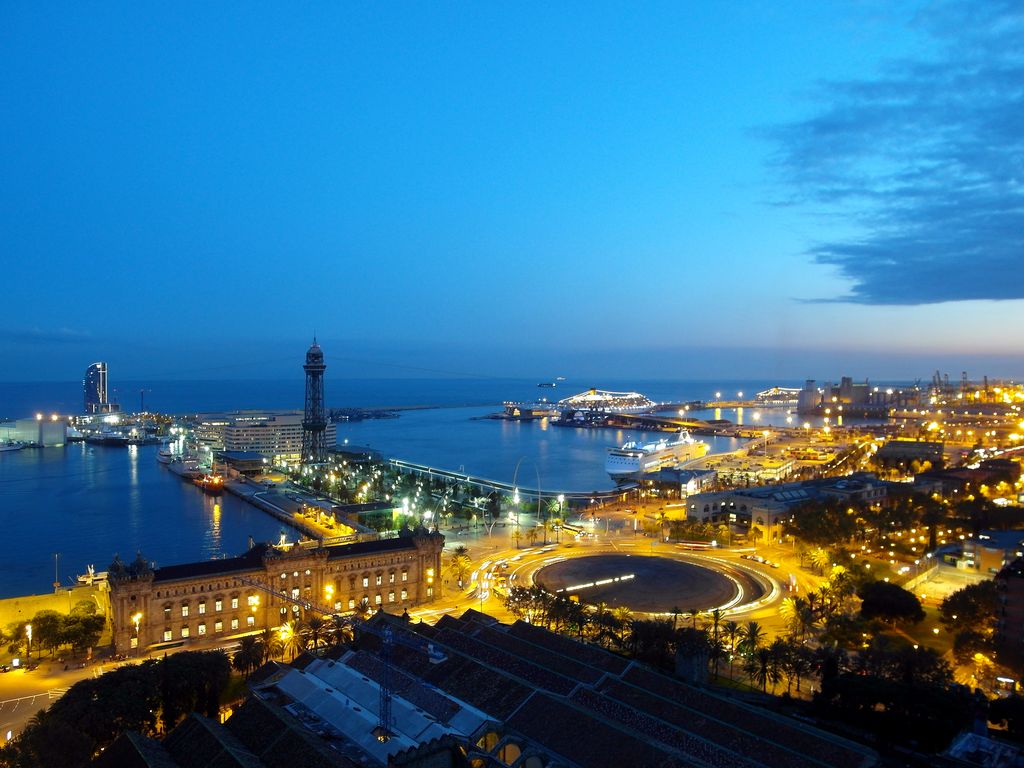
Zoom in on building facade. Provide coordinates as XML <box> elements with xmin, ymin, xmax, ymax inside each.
<box><xmin>686</xmin><ymin>472</ymin><xmax>890</xmax><ymax>544</ymax></box>
<box><xmin>83</xmin><ymin>361</ymin><xmax>119</xmax><ymax>414</ymax></box>
<box><xmin>193</xmin><ymin>410</ymin><xmax>337</xmax><ymax>464</ymax></box>
<box><xmin>108</xmin><ymin>529</ymin><xmax>444</xmax><ymax>654</ymax></box>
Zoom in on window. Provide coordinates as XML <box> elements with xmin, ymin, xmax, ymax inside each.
<box><xmin>198</xmin><ymin>623</ymin><xmax>207</xmax><ymax>636</ymax></box>
<box><xmin>214</xmin><ymin>620</ymin><xmax>223</xmax><ymax>633</ymax></box>
<box><xmin>388</xmin><ymin>591</ymin><xmax>395</xmax><ymax>603</ymax></box>
<box><xmin>181</xmin><ymin>626</ymin><xmax>190</xmax><ymax>639</ymax></box>
<box><xmin>375</xmin><ymin>594</ymin><xmax>382</xmax><ymax>605</ymax></box>
<box><xmin>181</xmin><ymin>605</ymin><xmax>189</xmax><ymax>618</ymax></box>
<box><xmin>389</xmin><ymin>573</ymin><xmax>395</xmax><ymax>584</ymax></box>
<box><xmin>198</xmin><ymin>601</ymin><xmax>206</xmax><ymax>615</ymax></box>
<box><xmin>402</xmin><ymin>570</ymin><xmax>408</xmax><ymax>582</ymax></box>
<box><xmin>163</xmin><ymin>607</ymin><xmax>171</xmax><ymax>621</ymax></box>
<box><xmin>231</xmin><ymin>597</ymin><xmax>239</xmax><ymax>610</ymax></box>
<box><xmin>246</xmin><ymin>615</ymin><xmax>255</xmax><ymax>627</ymax></box>
<box><xmin>163</xmin><ymin>629</ymin><xmax>172</xmax><ymax>642</ymax></box>
<box><xmin>427</xmin><ymin>586</ymin><xmax>433</xmax><ymax>598</ymax></box>
<box><xmin>291</xmin><ymin>587</ymin><xmax>300</xmax><ymax>599</ymax></box>
<box><xmin>375</xmin><ymin>575</ymin><xmax>382</xmax><ymax>586</ymax></box>
<box><xmin>231</xmin><ymin>618</ymin><xmax>239</xmax><ymax>630</ymax></box>
<box><xmin>334</xmin><ymin>601</ymin><xmax>341</xmax><ymax>611</ymax></box>
<box><xmin>362</xmin><ymin>576</ymin><xmax>369</xmax><ymax>588</ymax></box>
<box><xmin>348</xmin><ymin>599</ymin><xmax>355</xmax><ymax>610</ymax></box>
<box><xmin>401</xmin><ymin>589</ymin><xmax>408</xmax><ymax>600</ymax></box>
<box><xmin>215</xmin><ymin>599</ymin><xmax>223</xmax><ymax>612</ymax></box>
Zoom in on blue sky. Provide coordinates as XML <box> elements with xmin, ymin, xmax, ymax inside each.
<box><xmin>2</xmin><ymin>1</ymin><xmax>1022</xmax><ymax>382</ymax></box>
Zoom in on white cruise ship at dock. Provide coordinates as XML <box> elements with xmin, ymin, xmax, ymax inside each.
<box><xmin>606</xmin><ymin>430</ymin><xmax>709</xmax><ymax>481</ymax></box>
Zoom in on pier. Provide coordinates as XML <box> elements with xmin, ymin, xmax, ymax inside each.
<box><xmin>388</xmin><ymin>459</ymin><xmax>636</xmax><ymax>501</ymax></box>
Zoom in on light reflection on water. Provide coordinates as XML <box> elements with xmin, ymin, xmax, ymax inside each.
<box><xmin>0</xmin><ymin>443</ymin><xmax>297</xmax><ymax>598</ymax></box>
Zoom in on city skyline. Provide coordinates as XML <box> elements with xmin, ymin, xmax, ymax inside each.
<box><xmin>2</xmin><ymin>1</ymin><xmax>1022</xmax><ymax>382</ymax></box>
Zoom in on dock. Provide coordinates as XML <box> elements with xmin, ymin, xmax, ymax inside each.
<box><xmin>388</xmin><ymin>459</ymin><xmax>636</xmax><ymax>500</ymax></box>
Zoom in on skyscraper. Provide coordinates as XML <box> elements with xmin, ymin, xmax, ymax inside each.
<box><xmin>84</xmin><ymin>362</ymin><xmax>108</xmax><ymax>414</ymax></box>
<box><xmin>302</xmin><ymin>339</ymin><xmax>328</xmax><ymax>464</ymax></box>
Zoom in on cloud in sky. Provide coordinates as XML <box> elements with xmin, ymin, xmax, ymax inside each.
<box><xmin>766</xmin><ymin>1</ymin><xmax>1024</xmax><ymax>305</ymax></box>
<box><xmin>0</xmin><ymin>326</ymin><xmax>93</xmax><ymax>344</ymax></box>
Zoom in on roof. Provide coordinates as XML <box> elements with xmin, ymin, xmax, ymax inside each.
<box><xmin>151</xmin><ymin>537</ymin><xmax>421</xmax><ymax>584</ymax></box>
<box><xmin>153</xmin><ymin>544</ymin><xmax>270</xmax><ymax>583</ymax></box>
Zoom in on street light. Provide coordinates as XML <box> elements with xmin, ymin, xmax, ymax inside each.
<box><xmin>557</xmin><ymin>494</ymin><xmax>564</xmax><ymax>543</ymax></box>
<box><xmin>25</xmin><ymin>624</ymin><xmax>31</xmax><ymax>662</ymax></box>
<box><xmin>131</xmin><ymin>612</ymin><xmax>143</xmax><ymax>654</ymax></box>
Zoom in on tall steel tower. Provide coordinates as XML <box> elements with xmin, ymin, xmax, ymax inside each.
<box><xmin>302</xmin><ymin>338</ymin><xmax>328</xmax><ymax>465</ymax></box>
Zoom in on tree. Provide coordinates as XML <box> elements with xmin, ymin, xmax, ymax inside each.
<box><xmin>257</xmin><ymin>627</ymin><xmax>283</xmax><ymax>663</ymax></box>
<box><xmin>939</xmin><ymin>580</ymin><xmax>999</xmax><ymax>636</ymax></box>
<box><xmin>232</xmin><ymin>636</ymin><xmax>263</xmax><ymax>677</ymax></box>
<box><xmin>446</xmin><ymin>545</ymin><xmax>472</xmax><ymax>588</ymax></box>
<box><xmin>739</xmin><ymin>620</ymin><xmax>765</xmax><ymax>656</ymax></box>
<box><xmin>857</xmin><ymin>580</ymin><xmax>925</xmax><ymax>625</ymax></box>
<box><xmin>30</xmin><ymin>610</ymin><xmax>64</xmax><ymax>656</ymax></box>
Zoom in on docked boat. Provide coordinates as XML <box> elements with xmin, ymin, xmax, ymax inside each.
<box><xmin>167</xmin><ymin>456</ymin><xmax>202</xmax><ymax>479</ymax></box>
<box><xmin>193</xmin><ymin>473</ymin><xmax>224</xmax><ymax>494</ymax></box>
<box><xmin>156</xmin><ymin>441</ymin><xmax>173</xmax><ymax>464</ymax></box>
<box><xmin>0</xmin><ymin>441</ymin><xmax>25</xmax><ymax>452</ymax></box>
<box><xmin>85</xmin><ymin>427</ymin><xmax>129</xmax><ymax>446</ymax></box>
<box><xmin>605</xmin><ymin>430</ymin><xmax>709</xmax><ymax>481</ymax></box>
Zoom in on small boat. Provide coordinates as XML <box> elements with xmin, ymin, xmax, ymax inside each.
<box><xmin>0</xmin><ymin>441</ymin><xmax>25</xmax><ymax>452</ymax></box>
<box><xmin>537</xmin><ymin>382</ymin><xmax>556</xmax><ymax>388</ymax></box>
<box><xmin>194</xmin><ymin>474</ymin><xmax>224</xmax><ymax>494</ymax></box>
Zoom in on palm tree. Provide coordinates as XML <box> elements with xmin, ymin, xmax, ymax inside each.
<box><xmin>280</xmin><ymin>620</ymin><xmax>305</xmax><ymax>661</ymax></box>
<box><xmin>688</xmin><ymin>607</ymin><xmax>701</xmax><ymax>629</ymax></box>
<box><xmin>232</xmin><ymin>636</ymin><xmax>263</xmax><ymax>677</ymax></box>
<box><xmin>706</xmin><ymin>608</ymin><xmax>724</xmax><ymax>644</ymax></box>
<box><xmin>809</xmin><ymin>548</ymin><xmax>831</xmax><ymax>575</ymax></box>
<box><xmin>330</xmin><ymin>614</ymin><xmax>354</xmax><ymax>647</ymax></box>
<box><xmin>446</xmin><ymin>545</ymin><xmax>472</xmax><ymax>588</ymax></box>
<box><xmin>723</xmin><ymin>620</ymin><xmax>741</xmax><ymax>678</ymax></box>
<box><xmin>257</xmin><ymin>627</ymin><xmax>283</xmax><ymax>663</ymax></box>
<box><xmin>302</xmin><ymin>615</ymin><xmax>328</xmax><ymax>655</ymax></box>
<box><xmin>740</xmin><ymin>620</ymin><xmax>764</xmax><ymax>656</ymax></box>
<box><xmin>754</xmin><ymin>647</ymin><xmax>772</xmax><ymax>692</ymax></box>
<box><xmin>670</xmin><ymin>606</ymin><xmax>682</xmax><ymax>631</ymax></box>
<box><xmin>526</xmin><ymin>526</ymin><xmax>539</xmax><ymax>547</ymax></box>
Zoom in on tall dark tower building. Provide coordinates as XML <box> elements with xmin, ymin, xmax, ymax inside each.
<box><xmin>84</xmin><ymin>362</ymin><xmax>108</xmax><ymax>414</ymax></box>
<box><xmin>302</xmin><ymin>338</ymin><xmax>328</xmax><ymax>464</ymax></box>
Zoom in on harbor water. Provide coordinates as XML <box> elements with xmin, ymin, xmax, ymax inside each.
<box><xmin>0</xmin><ymin>377</ymin><xmax>876</xmax><ymax>597</ymax></box>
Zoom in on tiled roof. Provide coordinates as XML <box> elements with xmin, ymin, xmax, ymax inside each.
<box><xmin>152</xmin><ymin>545</ymin><xmax>270</xmax><ymax>583</ymax></box>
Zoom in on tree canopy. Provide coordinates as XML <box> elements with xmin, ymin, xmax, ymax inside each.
<box><xmin>857</xmin><ymin>580</ymin><xmax>925</xmax><ymax>625</ymax></box>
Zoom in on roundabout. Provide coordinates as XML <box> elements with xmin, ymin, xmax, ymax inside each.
<box><xmin>516</xmin><ymin>546</ymin><xmax>775</xmax><ymax>616</ymax></box>
<box><xmin>536</xmin><ymin>554</ymin><xmax>738</xmax><ymax>613</ymax></box>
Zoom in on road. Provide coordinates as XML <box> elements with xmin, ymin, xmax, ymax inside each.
<box><xmin>415</xmin><ymin>513</ymin><xmax>812</xmax><ymax>639</ymax></box>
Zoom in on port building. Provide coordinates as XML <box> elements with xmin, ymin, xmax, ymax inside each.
<box><xmin>193</xmin><ymin>410</ymin><xmax>337</xmax><ymax>464</ymax></box>
<box><xmin>107</xmin><ymin>528</ymin><xmax>444</xmax><ymax>656</ymax></box>
<box><xmin>0</xmin><ymin>415</ymin><xmax>67</xmax><ymax>446</ymax></box>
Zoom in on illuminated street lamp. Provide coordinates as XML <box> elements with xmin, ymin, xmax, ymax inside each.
<box><xmin>25</xmin><ymin>624</ymin><xmax>32</xmax><ymax>662</ymax></box>
<box><xmin>131</xmin><ymin>612</ymin><xmax>143</xmax><ymax>655</ymax></box>
<box><xmin>557</xmin><ymin>494</ymin><xmax>565</xmax><ymax>543</ymax></box>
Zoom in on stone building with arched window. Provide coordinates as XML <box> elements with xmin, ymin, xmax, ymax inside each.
<box><xmin>107</xmin><ymin>527</ymin><xmax>443</xmax><ymax>654</ymax></box>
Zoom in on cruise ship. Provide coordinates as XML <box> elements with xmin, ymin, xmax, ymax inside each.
<box><xmin>605</xmin><ymin>431</ymin><xmax>709</xmax><ymax>481</ymax></box>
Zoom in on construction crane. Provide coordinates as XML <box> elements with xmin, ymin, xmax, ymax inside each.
<box><xmin>232</xmin><ymin>575</ymin><xmax>444</xmax><ymax>741</ymax></box>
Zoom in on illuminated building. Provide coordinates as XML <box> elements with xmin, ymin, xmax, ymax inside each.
<box><xmin>84</xmin><ymin>361</ymin><xmax>119</xmax><ymax>414</ymax></box>
<box><xmin>108</xmin><ymin>528</ymin><xmax>444</xmax><ymax>655</ymax></box>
